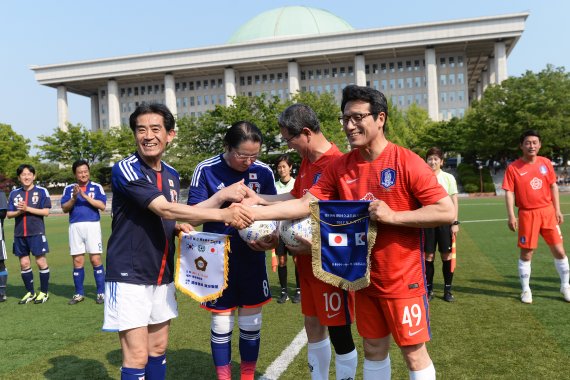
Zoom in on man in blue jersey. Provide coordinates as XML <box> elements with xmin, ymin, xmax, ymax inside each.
<box><xmin>7</xmin><ymin>164</ymin><xmax>52</xmax><ymax>304</ymax></box>
<box><xmin>103</xmin><ymin>103</ymin><xmax>253</xmax><ymax>380</ymax></box>
<box><xmin>61</xmin><ymin>159</ymin><xmax>107</xmax><ymax>305</ymax></box>
<box><xmin>0</xmin><ymin>191</ymin><xmax>7</xmax><ymax>302</ymax></box>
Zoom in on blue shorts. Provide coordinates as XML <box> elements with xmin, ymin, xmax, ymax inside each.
<box><xmin>13</xmin><ymin>235</ymin><xmax>50</xmax><ymax>257</ymax></box>
<box><xmin>202</xmin><ymin>243</ymin><xmax>271</xmax><ymax>312</ymax></box>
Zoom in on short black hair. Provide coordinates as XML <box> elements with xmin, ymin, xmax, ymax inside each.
<box><xmin>16</xmin><ymin>164</ymin><xmax>35</xmax><ymax>176</ymax></box>
<box><xmin>72</xmin><ymin>159</ymin><xmax>90</xmax><ymax>174</ymax></box>
<box><xmin>278</xmin><ymin>103</ymin><xmax>321</xmax><ymax>136</ymax></box>
<box><xmin>520</xmin><ymin>129</ymin><xmax>541</xmax><ymax>144</ymax></box>
<box><xmin>341</xmin><ymin>85</ymin><xmax>389</xmax><ymax>132</ymax></box>
<box><xmin>223</xmin><ymin>121</ymin><xmax>263</xmax><ymax>150</ymax></box>
<box><xmin>129</xmin><ymin>103</ymin><xmax>176</xmax><ymax>132</ymax></box>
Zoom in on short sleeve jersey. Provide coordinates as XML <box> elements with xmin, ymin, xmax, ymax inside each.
<box><xmin>0</xmin><ymin>192</ymin><xmax>7</xmax><ymax>236</ymax></box>
<box><xmin>436</xmin><ymin>170</ymin><xmax>458</xmax><ymax>196</ymax></box>
<box><xmin>275</xmin><ymin>178</ymin><xmax>295</xmax><ymax>195</ymax></box>
<box><xmin>61</xmin><ymin>181</ymin><xmax>107</xmax><ymax>223</ymax></box>
<box><xmin>188</xmin><ymin>154</ymin><xmax>277</xmax><ymax>254</ymax></box>
<box><xmin>8</xmin><ymin>185</ymin><xmax>52</xmax><ymax>237</ymax></box>
<box><xmin>290</xmin><ymin>144</ymin><xmax>343</xmax><ymax>271</ymax></box>
<box><xmin>309</xmin><ymin>142</ymin><xmax>448</xmax><ymax>299</ymax></box>
<box><xmin>105</xmin><ymin>152</ymin><xmax>180</xmax><ymax>285</ymax></box>
<box><xmin>502</xmin><ymin>156</ymin><xmax>556</xmax><ymax>210</ymax></box>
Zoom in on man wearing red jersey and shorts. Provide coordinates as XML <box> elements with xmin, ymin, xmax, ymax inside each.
<box><xmin>251</xmin><ymin>86</ymin><xmax>454</xmax><ymax>380</ymax></box>
<box><xmin>502</xmin><ymin>129</ymin><xmax>570</xmax><ymax>304</ymax></box>
<box><xmin>248</xmin><ymin>103</ymin><xmax>357</xmax><ymax>380</ymax></box>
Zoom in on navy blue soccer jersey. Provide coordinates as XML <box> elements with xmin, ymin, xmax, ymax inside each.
<box><xmin>8</xmin><ymin>185</ymin><xmax>51</xmax><ymax>237</ymax></box>
<box><xmin>105</xmin><ymin>152</ymin><xmax>180</xmax><ymax>285</ymax></box>
<box><xmin>61</xmin><ymin>181</ymin><xmax>107</xmax><ymax>223</ymax></box>
<box><xmin>188</xmin><ymin>154</ymin><xmax>277</xmax><ymax>254</ymax></box>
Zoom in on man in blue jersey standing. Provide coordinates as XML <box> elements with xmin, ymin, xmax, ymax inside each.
<box><xmin>61</xmin><ymin>159</ymin><xmax>107</xmax><ymax>305</ymax></box>
<box><xmin>0</xmin><ymin>191</ymin><xmax>8</xmax><ymax>302</ymax></box>
<box><xmin>103</xmin><ymin>103</ymin><xmax>253</xmax><ymax>380</ymax></box>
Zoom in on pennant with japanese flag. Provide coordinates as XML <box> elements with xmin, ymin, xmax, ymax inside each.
<box><xmin>310</xmin><ymin>200</ymin><xmax>377</xmax><ymax>291</ymax></box>
<box><xmin>175</xmin><ymin>231</ymin><xmax>230</xmax><ymax>302</ymax></box>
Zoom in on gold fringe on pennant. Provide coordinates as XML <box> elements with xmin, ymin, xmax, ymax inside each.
<box><xmin>175</xmin><ymin>231</ymin><xmax>230</xmax><ymax>302</ymax></box>
<box><xmin>310</xmin><ymin>201</ymin><xmax>377</xmax><ymax>291</ymax></box>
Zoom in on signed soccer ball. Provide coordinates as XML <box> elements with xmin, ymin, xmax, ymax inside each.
<box><xmin>279</xmin><ymin>217</ymin><xmax>313</xmax><ymax>247</ymax></box>
<box><xmin>238</xmin><ymin>220</ymin><xmax>278</xmax><ymax>243</ymax></box>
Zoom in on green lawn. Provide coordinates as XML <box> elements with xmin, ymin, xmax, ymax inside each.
<box><xmin>1</xmin><ymin>195</ymin><xmax>569</xmax><ymax>379</ymax></box>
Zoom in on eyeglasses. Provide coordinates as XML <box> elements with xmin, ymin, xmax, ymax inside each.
<box><xmin>233</xmin><ymin>151</ymin><xmax>259</xmax><ymax>161</ymax></box>
<box><xmin>283</xmin><ymin>134</ymin><xmax>299</xmax><ymax>144</ymax></box>
<box><xmin>338</xmin><ymin>112</ymin><xmax>375</xmax><ymax>126</ymax></box>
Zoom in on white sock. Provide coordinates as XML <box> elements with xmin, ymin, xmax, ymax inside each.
<box><xmin>409</xmin><ymin>361</ymin><xmax>435</xmax><ymax>380</ymax></box>
<box><xmin>335</xmin><ymin>348</ymin><xmax>357</xmax><ymax>380</ymax></box>
<box><xmin>518</xmin><ymin>259</ymin><xmax>531</xmax><ymax>291</ymax></box>
<box><xmin>308</xmin><ymin>338</ymin><xmax>331</xmax><ymax>380</ymax></box>
<box><xmin>554</xmin><ymin>257</ymin><xmax>570</xmax><ymax>288</ymax></box>
<box><xmin>363</xmin><ymin>355</ymin><xmax>390</xmax><ymax>380</ymax></box>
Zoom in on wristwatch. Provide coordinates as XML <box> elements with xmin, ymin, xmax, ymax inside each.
<box><xmin>452</xmin><ymin>221</ymin><xmax>460</xmax><ymax>225</ymax></box>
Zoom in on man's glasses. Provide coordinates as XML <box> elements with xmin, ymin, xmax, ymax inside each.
<box><xmin>338</xmin><ymin>112</ymin><xmax>375</xmax><ymax>126</ymax></box>
<box><xmin>283</xmin><ymin>134</ymin><xmax>300</xmax><ymax>144</ymax></box>
<box><xmin>233</xmin><ymin>151</ymin><xmax>259</xmax><ymax>161</ymax></box>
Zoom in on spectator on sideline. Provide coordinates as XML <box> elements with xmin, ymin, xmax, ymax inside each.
<box><xmin>0</xmin><ymin>191</ymin><xmax>8</xmax><ymax>302</ymax></box>
<box><xmin>7</xmin><ymin>164</ymin><xmax>52</xmax><ymax>305</ymax></box>
<box><xmin>103</xmin><ymin>103</ymin><xmax>253</xmax><ymax>380</ymax></box>
<box><xmin>61</xmin><ymin>159</ymin><xmax>107</xmax><ymax>305</ymax></box>
<box><xmin>424</xmin><ymin>147</ymin><xmax>460</xmax><ymax>302</ymax></box>
<box><xmin>502</xmin><ymin>129</ymin><xmax>570</xmax><ymax>304</ymax></box>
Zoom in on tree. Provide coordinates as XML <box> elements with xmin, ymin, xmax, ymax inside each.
<box><xmin>0</xmin><ymin>123</ymin><xmax>31</xmax><ymax>179</ymax></box>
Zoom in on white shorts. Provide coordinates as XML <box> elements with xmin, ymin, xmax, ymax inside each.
<box><xmin>69</xmin><ymin>222</ymin><xmax>103</xmax><ymax>255</ymax></box>
<box><xmin>102</xmin><ymin>281</ymin><xmax>178</xmax><ymax>332</ymax></box>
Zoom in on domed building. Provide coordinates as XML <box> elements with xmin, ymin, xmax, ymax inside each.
<box><xmin>32</xmin><ymin>6</ymin><xmax>528</xmax><ymax>130</ymax></box>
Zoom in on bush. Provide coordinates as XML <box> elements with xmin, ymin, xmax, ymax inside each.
<box><xmin>463</xmin><ymin>183</ymin><xmax>479</xmax><ymax>193</ymax></box>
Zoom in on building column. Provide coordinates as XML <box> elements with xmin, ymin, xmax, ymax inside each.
<box><xmin>224</xmin><ymin>67</ymin><xmax>236</xmax><ymax>106</ymax></box>
<box><xmin>164</xmin><ymin>73</ymin><xmax>177</xmax><ymax>116</ymax></box>
<box><xmin>90</xmin><ymin>95</ymin><xmax>100</xmax><ymax>131</ymax></box>
<box><xmin>476</xmin><ymin>80</ymin><xmax>483</xmax><ymax>101</ymax></box>
<box><xmin>494</xmin><ymin>41</ymin><xmax>507</xmax><ymax>83</ymax></box>
<box><xmin>288</xmin><ymin>60</ymin><xmax>300</xmax><ymax>98</ymax></box>
<box><xmin>488</xmin><ymin>57</ymin><xmax>497</xmax><ymax>85</ymax></box>
<box><xmin>481</xmin><ymin>69</ymin><xmax>489</xmax><ymax>92</ymax></box>
<box><xmin>57</xmin><ymin>85</ymin><xmax>68</xmax><ymax>131</ymax></box>
<box><xmin>355</xmin><ymin>54</ymin><xmax>366</xmax><ymax>86</ymax></box>
<box><xmin>425</xmin><ymin>48</ymin><xmax>439</xmax><ymax>120</ymax></box>
<box><xmin>107</xmin><ymin>79</ymin><xmax>120</xmax><ymax>129</ymax></box>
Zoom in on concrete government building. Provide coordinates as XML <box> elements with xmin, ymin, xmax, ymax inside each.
<box><xmin>32</xmin><ymin>6</ymin><xmax>528</xmax><ymax>131</ymax></box>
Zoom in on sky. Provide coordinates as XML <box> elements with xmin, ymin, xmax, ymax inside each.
<box><xmin>2</xmin><ymin>1</ymin><xmax>569</xmax><ymax>151</ymax></box>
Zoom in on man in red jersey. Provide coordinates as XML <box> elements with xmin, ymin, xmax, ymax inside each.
<box><xmin>250</xmin><ymin>86</ymin><xmax>454</xmax><ymax>380</ymax></box>
<box><xmin>247</xmin><ymin>103</ymin><xmax>357</xmax><ymax>380</ymax></box>
<box><xmin>502</xmin><ymin>129</ymin><xmax>570</xmax><ymax>304</ymax></box>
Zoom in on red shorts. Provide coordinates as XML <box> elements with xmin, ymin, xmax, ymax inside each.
<box><xmin>355</xmin><ymin>292</ymin><xmax>431</xmax><ymax>346</ymax></box>
<box><xmin>518</xmin><ymin>206</ymin><xmax>563</xmax><ymax>249</ymax></box>
<box><xmin>297</xmin><ymin>256</ymin><xmax>355</xmax><ymax>326</ymax></box>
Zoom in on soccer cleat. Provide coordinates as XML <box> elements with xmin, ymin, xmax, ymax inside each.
<box><xmin>68</xmin><ymin>294</ymin><xmax>85</xmax><ymax>305</ymax></box>
<box><xmin>96</xmin><ymin>293</ymin><xmax>105</xmax><ymax>304</ymax></box>
<box><xmin>0</xmin><ymin>294</ymin><xmax>6</xmax><ymax>302</ymax></box>
<box><xmin>427</xmin><ymin>291</ymin><xmax>434</xmax><ymax>301</ymax></box>
<box><xmin>34</xmin><ymin>292</ymin><xmax>49</xmax><ymax>304</ymax></box>
<box><xmin>277</xmin><ymin>292</ymin><xmax>289</xmax><ymax>304</ymax></box>
<box><xmin>520</xmin><ymin>290</ymin><xmax>532</xmax><ymax>304</ymax></box>
<box><xmin>18</xmin><ymin>292</ymin><xmax>36</xmax><ymax>304</ymax></box>
<box><xmin>443</xmin><ymin>291</ymin><xmax>455</xmax><ymax>302</ymax></box>
<box><xmin>291</xmin><ymin>290</ymin><xmax>301</xmax><ymax>304</ymax></box>
<box><xmin>561</xmin><ymin>286</ymin><xmax>570</xmax><ymax>302</ymax></box>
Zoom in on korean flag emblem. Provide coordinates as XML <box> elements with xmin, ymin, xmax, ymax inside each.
<box><xmin>380</xmin><ymin>168</ymin><xmax>396</xmax><ymax>189</ymax></box>
<box><xmin>328</xmin><ymin>233</ymin><xmax>348</xmax><ymax>247</ymax></box>
<box><xmin>355</xmin><ymin>232</ymin><xmax>366</xmax><ymax>246</ymax></box>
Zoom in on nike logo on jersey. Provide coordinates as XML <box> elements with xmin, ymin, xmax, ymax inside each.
<box><xmin>408</xmin><ymin>328</ymin><xmax>424</xmax><ymax>336</ymax></box>
<box><xmin>520</xmin><ymin>172</ymin><xmax>528</xmax><ymax>176</ymax></box>
<box><xmin>327</xmin><ymin>312</ymin><xmax>340</xmax><ymax>319</ymax></box>
<box><xmin>345</xmin><ymin>178</ymin><xmax>359</xmax><ymax>184</ymax></box>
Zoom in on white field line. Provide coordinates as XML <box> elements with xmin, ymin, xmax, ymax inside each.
<box><xmin>462</xmin><ymin>213</ymin><xmax>570</xmax><ymax>224</ymax></box>
<box><xmin>259</xmin><ymin>328</ymin><xmax>308</xmax><ymax>380</ymax></box>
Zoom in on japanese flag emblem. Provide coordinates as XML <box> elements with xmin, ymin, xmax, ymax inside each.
<box><xmin>328</xmin><ymin>233</ymin><xmax>348</xmax><ymax>247</ymax></box>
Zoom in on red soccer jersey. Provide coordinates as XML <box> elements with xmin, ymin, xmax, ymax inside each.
<box><xmin>502</xmin><ymin>156</ymin><xmax>556</xmax><ymax>210</ymax></box>
<box><xmin>309</xmin><ymin>142</ymin><xmax>448</xmax><ymax>299</ymax></box>
<box><xmin>291</xmin><ymin>143</ymin><xmax>343</xmax><ymax>274</ymax></box>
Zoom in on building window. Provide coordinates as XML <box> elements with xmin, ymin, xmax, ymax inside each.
<box><xmin>365</xmin><ymin>65</ymin><xmax>370</xmax><ymax>74</ymax></box>
<box><xmin>406</xmin><ymin>78</ymin><xmax>413</xmax><ymax>88</ymax></box>
<box><xmin>381</xmin><ymin>63</ymin><xmax>387</xmax><ymax>73</ymax></box>
<box><xmin>340</xmin><ymin>67</ymin><xmax>346</xmax><ymax>77</ymax></box>
<box><xmin>381</xmin><ymin>80</ymin><xmax>387</xmax><ymax>90</ymax></box>
<box><xmin>175</xmin><ymin>83</ymin><xmax>180</xmax><ymax>92</ymax></box>
<box><xmin>398</xmin><ymin>95</ymin><xmax>404</xmax><ymax>106</ymax></box>
<box><xmin>211</xmin><ymin>79</ymin><xmax>216</xmax><ymax>88</ymax></box>
<box><xmin>458</xmin><ymin>56</ymin><xmax>464</xmax><ymax>67</ymax></box>
<box><xmin>441</xmin><ymin>92</ymin><xmax>447</xmax><ymax>103</ymax></box>
<box><xmin>440</xmin><ymin>57</ymin><xmax>446</xmax><ymax>67</ymax></box>
<box><xmin>449</xmin><ymin>57</ymin><xmax>455</xmax><ymax>68</ymax></box>
<box><xmin>457</xmin><ymin>90</ymin><xmax>464</xmax><ymax>102</ymax></box>
<box><xmin>348</xmin><ymin>66</ymin><xmax>353</xmax><ymax>76</ymax></box>
<box><xmin>218</xmin><ymin>78</ymin><xmax>223</xmax><ymax>87</ymax></box>
<box><xmin>189</xmin><ymin>81</ymin><xmax>194</xmax><ymax>91</ymax></box>
<box><xmin>316</xmin><ymin>69</ymin><xmax>322</xmax><ymax>79</ymax></box>
<box><xmin>262</xmin><ymin>74</ymin><xmax>268</xmax><ymax>83</ymax></box>
<box><xmin>449</xmin><ymin>74</ymin><xmax>455</xmax><ymax>86</ymax></box>
<box><xmin>373</xmin><ymin>64</ymin><xmax>378</xmax><ymax>74</ymax></box>
<box><xmin>204</xmin><ymin>80</ymin><xmax>208</xmax><ymax>89</ymax></box>
<box><xmin>398</xmin><ymin>78</ymin><xmax>404</xmax><ymax>89</ymax></box>
<box><xmin>397</xmin><ymin>61</ymin><xmax>403</xmax><ymax>72</ymax></box>
<box><xmin>457</xmin><ymin>73</ymin><xmax>464</xmax><ymax>84</ymax></box>
<box><xmin>440</xmin><ymin>75</ymin><xmax>447</xmax><ymax>86</ymax></box>
<box><xmin>270</xmin><ymin>73</ymin><xmax>275</xmax><ymax>83</ymax></box>
<box><xmin>373</xmin><ymin>80</ymin><xmax>379</xmax><ymax>90</ymax></box>
<box><xmin>127</xmin><ymin>87</ymin><xmax>132</xmax><ymax>97</ymax></box>
<box><xmin>240</xmin><ymin>77</ymin><xmax>245</xmax><ymax>86</ymax></box>
<box><xmin>406</xmin><ymin>61</ymin><xmax>412</xmax><ymax>71</ymax></box>
<box><xmin>277</xmin><ymin>72</ymin><xmax>283</xmax><ymax>82</ymax></box>
<box><xmin>389</xmin><ymin>79</ymin><xmax>395</xmax><ymax>89</ymax></box>
<box><xmin>247</xmin><ymin>76</ymin><xmax>252</xmax><ymax>85</ymax></box>
<box><xmin>197</xmin><ymin>96</ymin><xmax>202</xmax><ymax>106</ymax></box>
<box><xmin>389</xmin><ymin>62</ymin><xmax>395</xmax><ymax>73</ymax></box>
<box><xmin>301</xmin><ymin>71</ymin><xmax>306</xmax><ymax>80</ymax></box>
<box><xmin>414</xmin><ymin>60</ymin><xmax>420</xmax><ymax>71</ymax></box>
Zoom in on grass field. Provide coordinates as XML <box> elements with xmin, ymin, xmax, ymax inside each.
<box><xmin>1</xmin><ymin>195</ymin><xmax>569</xmax><ymax>379</ymax></box>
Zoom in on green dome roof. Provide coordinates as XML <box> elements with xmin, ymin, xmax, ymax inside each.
<box><xmin>228</xmin><ymin>6</ymin><xmax>354</xmax><ymax>44</ymax></box>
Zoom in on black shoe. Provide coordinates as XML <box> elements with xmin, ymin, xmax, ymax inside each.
<box><xmin>443</xmin><ymin>292</ymin><xmax>455</xmax><ymax>302</ymax></box>
<box><xmin>427</xmin><ymin>291</ymin><xmax>434</xmax><ymax>301</ymax></box>
<box><xmin>277</xmin><ymin>292</ymin><xmax>289</xmax><ymax>304</ymax></box>
<box><xmin>291</xmin><ymin>290</ymin><xmax>301</xmax><ymax>304</ymax></box>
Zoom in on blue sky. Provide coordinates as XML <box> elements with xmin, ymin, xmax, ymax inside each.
<box><xmin>1</xmin><ymin>1</ymin><xmax>568</xmax><ymax>151</ymax></box>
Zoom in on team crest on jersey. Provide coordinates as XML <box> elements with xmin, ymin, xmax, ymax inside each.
<box><xmin>248</xmin><ymin>182</ymin><xmax>261</xmax><ymax>193</ymax></box>
<box><xmin>169</xmin><ymin>179</ymin><xmax>174</xmax><ymax>187</ymax></box>
<box><xmin>170</xmin><ymin>189</ymin><xmax>178</xmax><ymax>203</ymax></box>
<box><xmin>88</xmin><ymin>191</ymin><xmax>95</xmax><ymax>199</ymax></box>
<box><xmin>380</xmin><ymin>168</ymin><xmax>396</xmax><ymax>189</ymax></box>
<box><xmin>32</xmin><ymin>192</ymin><xmax>39</xmax><ymax>204</ymax></box>
<box><xmin>249</xmin><ymin>173</ymin><xmax>257</xmax><ymax>180</ymax></box>
<box><xmin>313</xmin><ymin>173</ymin><xmax>322</xmax><ymax>185</ymax></box>
<box><xmin>539</xmin><ymin>165</ymin><xmax>548</xmax><ymax>175</ymax></box>
<box><xmin>530</xmin><ymin>177</ymin><xmax>543</xmax><ymax>190</ymax></box>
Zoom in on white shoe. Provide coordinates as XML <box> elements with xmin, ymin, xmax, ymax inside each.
<box><xmin>561</xmin><ymin>286</ymin><xmax>570</xmax><ymax>302</ymax></box>
<box><xmin>521</xmin><ymin>290</ymin><xmax>533</xmax><ymax>304</ymax></box>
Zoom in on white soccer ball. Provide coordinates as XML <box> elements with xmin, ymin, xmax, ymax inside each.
<box><xmin>238</xmin><ymin>220</ymin><xmax>278</xmax><ymax>243</ymax></box>
<box><xmin>279</xmin><ymin>217</ymin><xmax>313</xmax><ymax>247</ymax></box>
